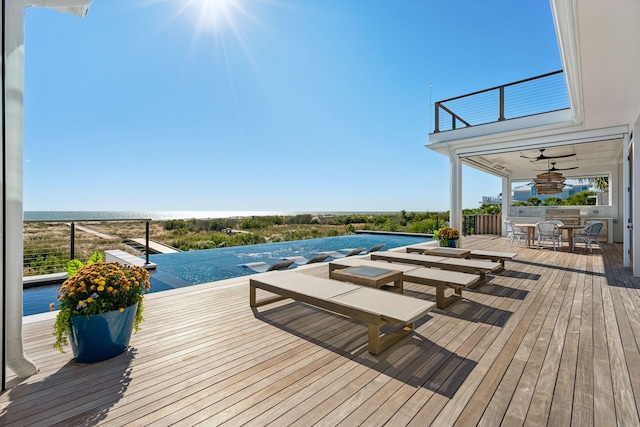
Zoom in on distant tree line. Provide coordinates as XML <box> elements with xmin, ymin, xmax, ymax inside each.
<box><xmin>511</xmin><ymin>190</ymin><xmax>596</xmax><ymax>207</ymax></box>
<box><xmin>160</xmin><ymin>212</ymin><xmax>455</xmax><ymax>251</ymax></box>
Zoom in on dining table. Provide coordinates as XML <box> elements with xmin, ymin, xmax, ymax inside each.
<box><xmin>514</xmin><ymin>223</ymin><xmax>586</xmax><ymax>249</ymax></box>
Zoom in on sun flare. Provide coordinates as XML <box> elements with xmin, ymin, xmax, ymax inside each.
<box><xmin>190</xmin><ymin>0</ymin><xmax>240</xmax><ymax>33</ymax></box>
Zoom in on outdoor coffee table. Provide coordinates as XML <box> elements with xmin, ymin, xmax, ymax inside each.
<box><xmin>329</xmin><ymin>266</ymin><xmax>404</xmax><ymax>293</ymax></box>
<box><xmin>409</xmin><ymin>246</ymin><xmax>471</xmax><ymax>259</ymax></box>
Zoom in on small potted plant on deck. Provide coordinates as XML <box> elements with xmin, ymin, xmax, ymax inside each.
<box><xmin>51</xmin><ymin>252</ymin><xmax>151</xmax><ymax>362</ymax></box>
<box><xmin>434</xmin><ymin>227</ymin><xmax>461</xmax><ymax>248</ymax></box>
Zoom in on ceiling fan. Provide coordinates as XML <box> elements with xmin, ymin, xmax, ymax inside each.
<box><xmin>520</xmin><ymin>148</ymin><xmax>576</xmax><ymax>161</ymax></box>
<box><xmin>534</xmin><ymin>162</ymin><xmax>579</xmax><ymax>172</ymax></box>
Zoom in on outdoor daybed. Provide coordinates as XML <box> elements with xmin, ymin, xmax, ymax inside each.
<box><xmin>249</xmin><ymin>271</ymin><xmax>435</xmax><ymax>355</ymax></box>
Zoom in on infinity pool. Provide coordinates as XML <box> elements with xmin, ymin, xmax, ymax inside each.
<box><xmin>24</xmin><ymin>233</ymin><xmax>431</xmax><ymax>316</ymax></box>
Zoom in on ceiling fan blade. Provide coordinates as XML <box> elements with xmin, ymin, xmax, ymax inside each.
<box><xmin>520</xmin><ymin>148</ymin><xmax>577</xmax><ymax>161</ymax></box>
<box><xmin>552</xmin><ymin>165</ymin><xmax>579</xmax><ymax>171</ymax></box>
<box><xmin>545</xmin><ymin>161</ymin><xmax>579</xmax><ymax>171</ymax></box>
<box><xmin>545</xmin><ymin>153</ymin><xmax>577</xmax><ymax>159</ymax></box>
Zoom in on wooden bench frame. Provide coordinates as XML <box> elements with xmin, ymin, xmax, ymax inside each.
<box><xmin>329</xmin><ymin>258</ymin><xmax>480</xmax><ymax>309</ymax></box>
<box><xmin>371</xmin><ymin>252</ymin><xmax>500</xmax><ymax>282</ymax></box>
<box><xmin>467</xmin><ymin>249</ymin><xmax>516</xmax><ymax>271</ymax></box>
<box><xmin>250</xmin><ymin>272</ymin><xmax>435</xmax><ymax>355</ymax></box>
<box><xmin>405</xmin><ymin>246</ymin><xmax>516</xmax><ymax>271</ymax></box>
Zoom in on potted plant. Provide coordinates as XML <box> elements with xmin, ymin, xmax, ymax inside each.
<box><xmin>51</xmin><ymin>252</ymin><xmax>151</xmax><ymax>362</ymax></box>
<box><xmin>434</xmin><ymin>227</ymin><xmax>461</xmax><ymax>247</ymax></box>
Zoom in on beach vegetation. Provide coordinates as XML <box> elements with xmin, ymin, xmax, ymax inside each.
<box><xmin>24</xmin><ymin>211</ymin><xmax>456</xmax><ymax>275</ymax></box>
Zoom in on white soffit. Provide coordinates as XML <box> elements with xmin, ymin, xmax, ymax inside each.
<box><xmin>569</xmin><ymin>0</ymin><xmax>640</xmax><ymax>129</ymax></box>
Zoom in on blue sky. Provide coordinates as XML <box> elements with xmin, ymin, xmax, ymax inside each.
<box><xmin>23</xmin><ymin>0</ymin><xmax>561</xmax><ymax>213</ymax></box>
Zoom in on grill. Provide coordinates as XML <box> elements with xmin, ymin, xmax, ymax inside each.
<box><xmin>545</xmin><ymin>209</ymin><xmax>580</xmax><ymax>225</ymax></box>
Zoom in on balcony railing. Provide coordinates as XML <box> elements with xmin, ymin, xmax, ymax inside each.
<box><xmin>482</xmin><ymin>196</ymin><xmax>502</xmax><ymax>204</ymax></box>
<box><xmin>23</xmin><ymin>219</ymin><xmax>152</xmax><ymax>278</ymax></box>
<box><xmin>434</xmin><ymin>70</ymin><xmax>569</xmax><ymax>133</ymax></box>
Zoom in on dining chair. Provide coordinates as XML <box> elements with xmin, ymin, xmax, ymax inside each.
<box><xmin>536</xmin><ymin>221</ymin><xmax>560</xmax><ymax>250</ymax></box>
<box><xmin>547</xmin><ymin>220</ymin><xmax>565</xmax><ymax>242</ymax></box>
<box><xmin>504</xmin><ymin>220</ymin><xmax>526</xmax><ymax>247</ymax></box>
<box><xmin>572</xmin><ymin>221</ymin><xmax>604</xmax><ymax>252</ymax></box>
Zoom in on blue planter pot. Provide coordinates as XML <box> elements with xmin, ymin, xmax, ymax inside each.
<box><xmin>440</xmin><ymin>239</ymin><xmax>459</xmax><ymax>248</ymax></box>
<box><xmin>70</xmin><ymin>302</ymin><xmax>137</xmax><ymax>363</ymax></box>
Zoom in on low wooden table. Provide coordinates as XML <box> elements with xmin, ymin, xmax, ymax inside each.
<box><xmin>408</xmin><ymin>246</ymin><xmax>471</xmax><ymax>259</ymax></box>
<box><xmin>329</xmin><ymin>266</ymin><xmax>403</xmax><ymax>293</ymax></box>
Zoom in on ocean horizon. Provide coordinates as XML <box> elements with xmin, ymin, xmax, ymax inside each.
<box><xmin>24</xmin><ymin>210</ymin><xmax>400</xmax><ymax>222</ymax></box>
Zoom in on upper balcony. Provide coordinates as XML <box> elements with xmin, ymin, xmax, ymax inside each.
<box><xmin>431</xmin><ymin>70</ymin><xmax>571</xmax><ymax>141</ymax></box>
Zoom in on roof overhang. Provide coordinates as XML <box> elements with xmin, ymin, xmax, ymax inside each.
<box><xmin>428</xmin><ymin>121</ymin><xmax>626</xmax><ymax>180</ymax></box>
<box><xmin>427</xmin><ymin>0</ymin><xmax>639</xmax><ymax>182</ymax></box>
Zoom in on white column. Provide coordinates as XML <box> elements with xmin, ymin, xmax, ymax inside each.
<box><xmin>610</xmin><ymin>163</ymin><xmax>619</xmax><ymax>244</ymax></box>
<box><xmin>501</xmin><ymin>176</ymin><xmax>511</xmax><ymax>236</ymax></box>
<box><xmin>4</xmin><ymin>0</ymin><xmax>92</xmax><ymax>384</ymax></box>
<box><xmin>449</xmin><ymin>149</ymin><xmax>463</xmax><ymax>240</ymax></box>
<box><xmin>0</xmin><ymin>1</ymin><xmax>4</xmax><ymax>389</ymax></box>
<box><xmin>5</xmin><ymin>0</ymin><xmax>38</xmax><ymax>379</ymax></box>
<box><xmin>631</xmin><ymin>131</ymin><xmax>640</xmax><ymax>276</ymax></box>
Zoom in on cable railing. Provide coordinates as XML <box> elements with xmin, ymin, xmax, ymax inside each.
<box><xmin>23</xmin><ymin>219</ymin><xmax>152</xmax><ymax>279</ymax></box>
<box><xmin>434</xmin><ymin>70</ymin><xmax>569</xmax><ymax>133</ymax></box>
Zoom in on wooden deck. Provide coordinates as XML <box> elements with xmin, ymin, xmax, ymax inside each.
<box><xmin>2</xmin><ymin>236</ymin><xmax>640</xmax><ymax>426</ymax></box>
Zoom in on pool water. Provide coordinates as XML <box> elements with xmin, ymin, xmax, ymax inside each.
<box><xmin>24</xmin><ymin>233</ymin><xmax>431</xmax><ymax>316</ymax></box>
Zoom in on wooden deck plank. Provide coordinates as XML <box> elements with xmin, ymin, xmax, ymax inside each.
<box><xmin>547</xmin><ymin>253</ymin><xmax>585</xmax><ymax>425</ymax></box>
<box><xmin>476</xmin><ymin>253</ymin><xmax>577</xmax><ymax>426</ymax></box>
<box><xmin>102</xmin><ymin>310</ymin><xmax>365</xmax><ymax>426</ymax></box>
<box><xmin>449</xmin><ymin>249</ymin><xmax>572</xmax><ymax>426</ymax></box>
<box><xmin>370</xmin><ymin>267</ymin><xmax>532</xmax><ymax>427</ymax></box>
<box><xmin>500</xmin><ymin>254</ymin><xmax>575</xmax><ymax>426</ymax></box>
<box><xmin>395</xmin><ymin>251</ymin><xmax>540</xmax><ymax>427</ymax></box>
<box><xmin>600</xmin><ymin>257</ymin><xmax>640</xmax><ymax>426</ymax></box>
<box><xmin>602</xmin><ymin>244</ymin><xmax>640</xmax><ymax>416</ymax></box>
<box><xmin>571</xmin><ymin>255</ymin><xmax>595</xmax><ymax>427</ymax></box>
<box><xmin>521</xmin><ymin>251</ymin><xmax>578</xmax><ymax>427</ymax></box>
<box><xmin>320</xmin><ymin>314</ymin><xmax>462</xmax><ymax>426</ymax></box>
<box><xmin>425</xmin><ymin>248</ymin><xmax>565</xmax><ymax>426</ymax></box>
<box><xmin>4</xmin><ymin>237</ymin><xmax>640</xmax><ymax>426</ymax></box>
<box><xmin>591</xmin><ymin>252</ymin><xmax>618</xmax><ymax>427</ymax></box>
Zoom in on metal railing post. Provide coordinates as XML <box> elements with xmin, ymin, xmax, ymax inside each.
<box><xmin>70</xmin><ymin>221</ymin><xmax>75</xmax><ymax>260</ymax></box>
<box><xmin>499</xmin><ymin>86</ymin><xmax>505</xmax><ymax>121</ymax></box>
<box><xmin>145</xmin><ymin>221</ymin><xmax>150</xmax><ymax>265</ymax></box>
<box><xmin>434</xmin><ymin>102</ymin><xmax>440</xmax><ymax>133</ymax></box>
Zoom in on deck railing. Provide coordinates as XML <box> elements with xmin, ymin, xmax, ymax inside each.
<box><xmin>434</xmin><ymin>70</ymin><xmax>569</xmax><ymax>133</ymax></box>
<box><xmin>23</xmin><ymin>219</ymin><xmax>151</xmax><ymax>278</ymax></box>
<box><xmin>463</xmin><ymin>214</ymin><xmax>502</xmax><ymax>236</ymax></box>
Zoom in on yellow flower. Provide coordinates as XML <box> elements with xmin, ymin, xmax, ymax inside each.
<box><xmin>118</xmin><ymin>307</ymin><xmax>124</xmax><ymax>312</ymax></box>
<box><xmin>97</xmin><ymin>286</ymin><xmax>105</xmax><ymax>292</ymax></box>
<box><xmin>107</xmin><ymin>286</ymin><xmax>113</xmax><ymax>292</ymax></box>
<box><xmin>87</xmin><ymin>297</ymin><xmax>94</xmax><ymax>303</ymax></box>
<box><xmin>436</xmin><ymin>227</ymin><xmax>460</xmax><ymax>240</ymax></box>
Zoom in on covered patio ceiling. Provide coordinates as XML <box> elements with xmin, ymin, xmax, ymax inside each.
<box><xmin>460</xmin><ymin>139</ymin><xmax>624</xmax><ymax>182</ymax></box>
